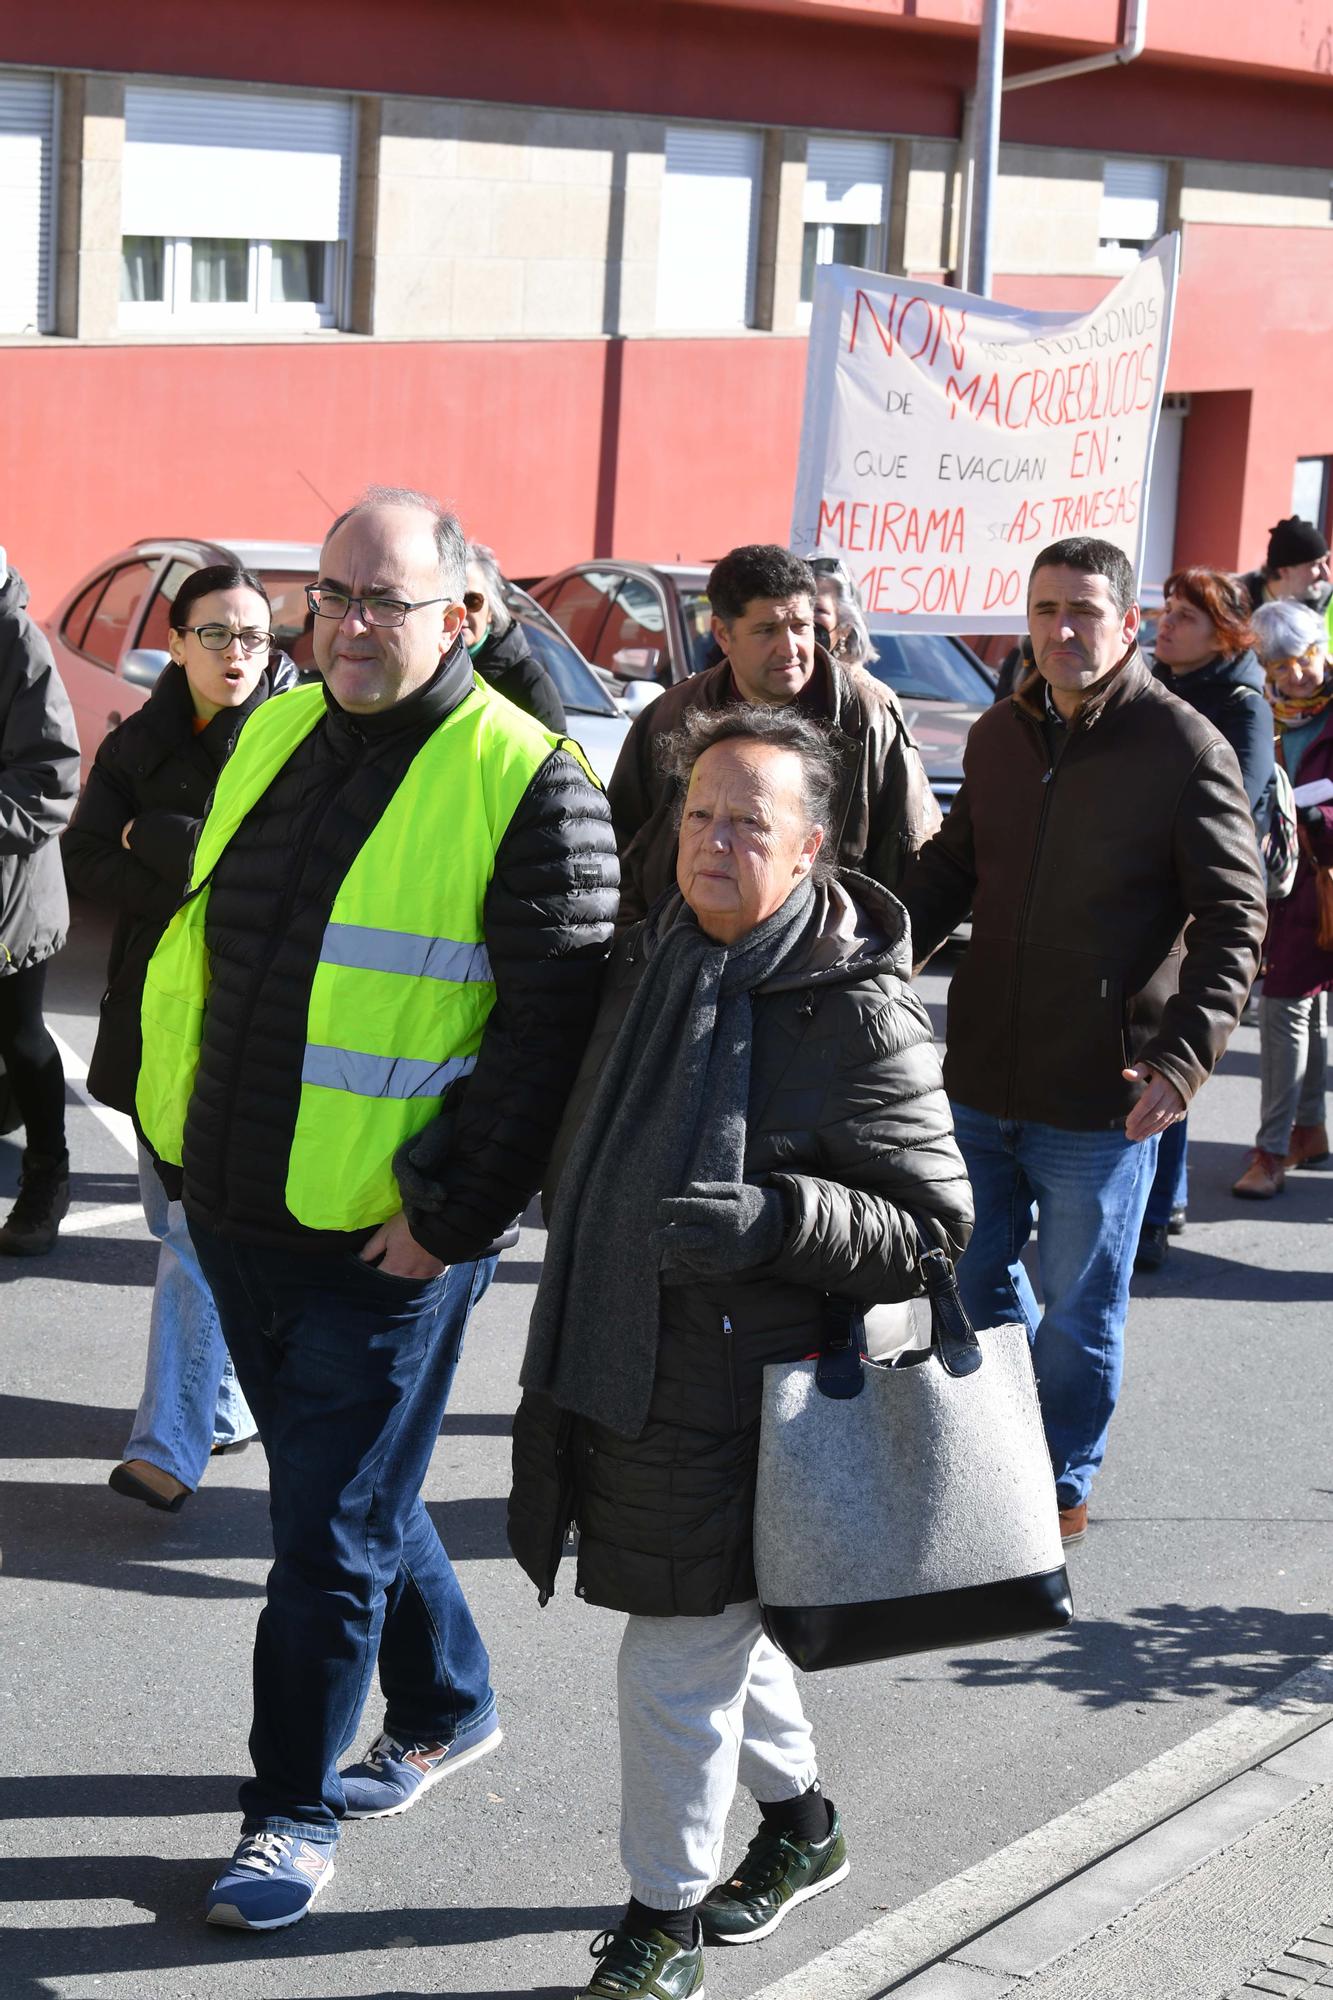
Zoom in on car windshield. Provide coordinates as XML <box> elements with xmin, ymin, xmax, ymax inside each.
<box><xmin>865</xmin><ymin>633</ymin><xmax>995</xmax><ymax>703</ymax></box>
<box><xmin>506</xmin><ymin>589</ymin><xmax>618</xmax><ymax>716</ymax></box>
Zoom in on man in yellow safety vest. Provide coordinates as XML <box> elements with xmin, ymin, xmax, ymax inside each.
<box><xmin>137</xmin><ymin>487</ymin><xmax>618</xmax><ymax>1930</ymax></box>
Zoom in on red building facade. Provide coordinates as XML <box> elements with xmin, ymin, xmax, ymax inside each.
<box><xmin>1</xmin><ymin>0</ymin><xmax>1330</xmax><ymax>612</ymax></box>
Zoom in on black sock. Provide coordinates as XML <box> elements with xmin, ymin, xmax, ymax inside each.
<box><xmin>759</xmin><ymin>1780</ymin><xmax>835</xmax><ymax>1845</ymax></box>
<box><xmin>623</xmin><ymin>1896</ymin><xmax>700</xmax><ymax>1949</ymax></box>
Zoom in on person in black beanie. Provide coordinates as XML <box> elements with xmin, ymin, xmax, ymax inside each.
<box><xmin>1237</xmin><ymin>515</ymin><xmax>1331</xmax><ymax>626</ymax></box>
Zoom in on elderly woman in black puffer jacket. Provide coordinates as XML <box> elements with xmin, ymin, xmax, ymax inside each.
<box><xmin>509</xmin><ymin>704</ymin><xmax>972</xmax><ymax>2000</ymax></box>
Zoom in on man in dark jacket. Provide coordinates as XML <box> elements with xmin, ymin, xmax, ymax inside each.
<box><xmin>607</xmin><ymin>543</ymin><xmax>939</xmax><ymax>924</ymax></box>
<box><xmin>0</xmin><ymin>558</ymin><xmax>81</xmax><ymax>1255</ymax></box>
<box><xmin>141</xmin><ymin>489</ymin><xmax>618</xmax><ymax>1931</ymax></box>
<box><xmin>900</xmin><ymin>536</ymin><xmax>1267</xmax><ymax>1547</ymax></box>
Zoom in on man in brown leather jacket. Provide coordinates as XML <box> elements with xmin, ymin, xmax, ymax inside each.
<box><xmin>900</xmin><ymin>535</ymin><xmax>1267</xmax><ymax>1547</ymax></box>
<box><xmin>607</xmin><ymin>544</ymin><xmax>938</xmax><ymax>925</ymax></box>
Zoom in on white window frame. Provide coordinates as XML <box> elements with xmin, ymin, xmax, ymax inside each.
<box><xmin>656</xmin><ymin>126</ymin><xmax>763</xmax><ymax>333</ymax></box>
<box><xmin>799</xmin><ymin>135</ymin><xmax>892</xmax><ymax>325</ymax></box>
<box><xmin>0</xmin><ymin>69</ymin><xmax>57</xmax><ymax>335</ymax></box>
<box><xmin>119</xmin><ymin>236</ymin><xmax>341</xmax><ymax>330</ymax></box>
<box><xmin>1099</xmin><ymin>157</ymin><xmax>1168</xmax><ymax>271</ymax></box>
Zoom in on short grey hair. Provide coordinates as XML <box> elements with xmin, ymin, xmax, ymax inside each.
<box><xmin>325</xmin><ymin>485</ymin><xmax>467</xmax><ymax>598</ymax></box>
<box><xmin>465</xmin><ymin>541</ymin><xmax>514</xmax><ymax>639</ymax></box>
<box><xmin>1251</xmin><ymin>597</ymin><xmax>1326</xmax><ymax>664</ymax></box>
<box><xmin>658</xmin><ymin>705</ymin><xmax>843</xmax><ymax>881</ymax></box>
<box><xmin>818</xmin><ymin>569</ymin><xmax>878</xmax><ymax>668</ymax></box>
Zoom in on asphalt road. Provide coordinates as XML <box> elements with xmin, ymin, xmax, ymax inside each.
<box><xmin>1</xmin><ymin>900</ymin><xmax>1330</xmax><ymax>2000</ymax></box>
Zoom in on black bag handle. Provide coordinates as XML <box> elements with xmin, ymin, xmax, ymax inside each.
<box><xmin>816</xmin><ymin>1214</ymin><xmax>982</xmax><ymax>1399</ymax></box>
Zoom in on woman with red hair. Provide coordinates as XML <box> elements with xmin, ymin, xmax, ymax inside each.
<box><xmin>1136</xmin><ymin>568</ymin><xmax>1274</xmax><ymax>1266</ymax></box>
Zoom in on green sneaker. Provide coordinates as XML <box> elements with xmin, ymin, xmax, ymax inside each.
<box><xmin>700</xmin><ymin>1809</ymin><xmax>849</xmax><ymax>1945</ymax></box>
<box><xmin>576</xmin><ymin>1924</ymin><xmax>705</xmax><ymax>1997</ymax></box>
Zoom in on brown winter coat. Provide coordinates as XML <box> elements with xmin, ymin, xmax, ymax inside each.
<box><xmin>899</xmin><ymin>653</ymin><xmax>1269</xmax><ymax>1130</ymax></box>
<box><xmin>606</xmin><ymin>647</ymin><xmax>940</xmax><ymax>925</ymax></box>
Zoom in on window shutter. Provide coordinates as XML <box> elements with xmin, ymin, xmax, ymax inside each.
<box><xmin>804</xmin><ymin>136</ymin><xmax>891</xmax><ymax>227</ymax></box>
<box><xmin>656</xmin><ymin>126</ymin><xmax>762</xmax><ymax>331</ymax></box>
<box><xmin>1099</xmin><ymin>158</ymin><xmax>1166</xmax><ymax>245</ymax></box>
<box><xmin>0</xmin><ymin>72</ymin><xmax>55</xmax><ymax>334</ymax></box>
<box><xmin>122</xmin><ymin>85</ymin><xmax>353</xmax><ymax>241</ymax></box>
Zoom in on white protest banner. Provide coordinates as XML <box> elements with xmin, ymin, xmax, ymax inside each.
<box><xmin>791</xmin><ymin>235</ymin><xmax>1180</xmax><ymax>631</ymax></box>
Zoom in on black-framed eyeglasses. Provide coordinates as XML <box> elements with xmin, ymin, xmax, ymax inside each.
<box><xmin>177</xmin><ymin>624</ymin><xmax>272</xmax><ymax>654</ymax></box>
<box><xmin>304</xmin><ymin>585</ymin><xmax>449</xmax><ymax>629</ymax></box>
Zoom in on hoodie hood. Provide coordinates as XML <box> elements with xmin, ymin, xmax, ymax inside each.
<box><xmin>636</xmin><ymin>869</ymin><xmax>911</xmax><ymax>991</ymax></box>
<box><xmin>1152</xmin><ymin>647</ymin><xmax>1265</xmax><ymax>703</ymax></box>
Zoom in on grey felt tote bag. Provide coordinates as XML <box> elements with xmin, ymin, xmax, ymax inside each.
<box><xmin>754</xmin><ymin>1245</ymin><xmax>1074</xmax><ymax>1672</ymax></box>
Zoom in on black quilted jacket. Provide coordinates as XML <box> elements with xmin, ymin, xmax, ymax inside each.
<box><xmin>507</xmin><ymin>873</ymin><xmax>973</xmax><ymax>1617</ymax></box>
<box><xmin>64</xmin><ymin>655</ymin><xmax>298</xmax><ymax>1117</ymax></box>
<box><xmin>178</xmin><ymin>640</ymin><xmax>619</xmax><ymax>1257</ymax></box>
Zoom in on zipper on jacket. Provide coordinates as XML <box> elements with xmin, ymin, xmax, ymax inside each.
<box><xmin>1004</xmin><ymin>722</ymin><xmax>1064</xmax><ymax>1118</ymax></box>
<box><xmin>210</xmin><ymin>745</ymin><xmax>364</xmax><ymax>1213</ymax></box>
<box><xmin>722</xmin><ymin>1312</ymin><xmax>740</xmax><ymax>1429</ymax></box>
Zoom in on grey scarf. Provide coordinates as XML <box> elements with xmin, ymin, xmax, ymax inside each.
<box><xmin>520</xmin><ymin>876</ymin><xmax>816</xmax><ymax>1438</ymax></box>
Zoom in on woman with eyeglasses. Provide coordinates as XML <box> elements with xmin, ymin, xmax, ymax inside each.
<box><xmin>462</xmin><ymin>541</ymin><xmax>566</xmax><ymax>731</ymax></box>
<box><xmin>65</xmin><ymin>564</ymin><xmax>297</xmax><ymax>1512</ymax></box>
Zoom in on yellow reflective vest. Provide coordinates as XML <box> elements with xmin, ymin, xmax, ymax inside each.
<box><xmin>137</xmin><ymin>678</ymin><xmax>564</xmax><ymax>1230</ymax></box>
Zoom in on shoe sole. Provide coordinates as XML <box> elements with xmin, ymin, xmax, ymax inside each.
<box><xmin>205</xmin><ymin>1856</ymin><xmax>336</xmax><ymax>1930</ymax></box>
<box><xmin>341</xmin><ymin>1724</ymin><xmax>502</xmax><ymax>1819</ymax></box>
<box><xmin>1060</xmin><ymin>1526</ymin><xmax>1087</xmax><ymax>1545</ymax></box>
<box><xmin>108</xmin><ymin>1466</ymin><xmax>190</xmax><ymax>1513</ymax></box>
<box><xmin>704</xmin><ymin>1857</ymin><xmax>851</xmax><ymax>1945</ymax></box>
<box><xmin>1232</xmin><ymin>1186</ymin><xmax>1282</xmax><ymax>1200</ymax></box>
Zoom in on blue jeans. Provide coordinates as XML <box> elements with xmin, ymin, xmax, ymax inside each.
<box><xmin>1142</xmin><ymin>1116</ymin><xmax>1188</xmax><ymax>1231</ymax></box>
<box><xmin>949</xmin><ymin>1103</ymin><xmax>1160</xmax><ymax>1509</ymax></box>
<box><xmin>124</xmin><ymin>1147</ymin><xmax>255</xmax><ymax>1486</ymax></box>
<box><xmin>191</xmin><ymin>1223</ymin><xmax>498</xmax><ymax>1841</ymax></box>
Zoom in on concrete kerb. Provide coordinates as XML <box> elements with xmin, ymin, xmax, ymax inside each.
<box><xmin>748</xmin><ymin>1653</ymin><xmax>1333</xmax><ymax>2000</ymax></box>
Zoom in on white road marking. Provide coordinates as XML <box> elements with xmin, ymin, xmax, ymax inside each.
<box><xmin>50</xmin><ymin>1031</ymin><xmax>139</xmax><ymax>1165</ymax></box>
<box><xmin>65</xmin><ymin>1204</ymin><xmax>147</xmax><ymax>1234</ymax></box>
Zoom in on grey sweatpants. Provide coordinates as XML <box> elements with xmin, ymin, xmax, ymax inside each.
<box><xmin>1256</xmin><ymin>991</ymin><xmax>1328</xmax><ymax>1153</ymax></box>
<box><xmin>617</xmin><ymin>1599</ymin><xmax>819</xmax><ymax>1909</ymax></box>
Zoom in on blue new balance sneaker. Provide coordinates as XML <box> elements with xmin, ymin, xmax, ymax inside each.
<box><xmin>204</xmin><ymin>1828</ymin><xmax>336</xmax><ymax>1930</ymax></box>
<box><xmin>339</xmin><ymin>1715</ymin><xmax>503</xmax><ymax>1819</ymax></box>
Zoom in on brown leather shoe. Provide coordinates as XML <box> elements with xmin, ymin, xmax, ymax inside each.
<box><xmin>108</xmin><ymin>1460</ymin><xmax>191</xmax><ymax>1513</ymax></box>
<box><xmin>1058</xmin><ymin>1502</ymin><xmax>1088</xmax><ymax>1545</ymax></box>
<box><xmin>1232</xmin><ymin>1149</ymin><xmax>1286</xmax><ymax>1199</ymax></box>
<box><xmin>1286</xmin><ymin>1123</ymin><xmax>1330</xmax><ymax>1169</ymax></box>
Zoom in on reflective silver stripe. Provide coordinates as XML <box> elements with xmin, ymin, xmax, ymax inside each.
<box><xmin>320</xmin><ymin>922</ymin><xmax>492</xmax><ymax>985</ymax></box>
<box><xmin>301</xmin><ymin>1047</ymin><xmax>479</xmax><ymax>1099</ymax></box>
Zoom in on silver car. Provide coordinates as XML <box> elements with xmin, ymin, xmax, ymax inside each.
<box><xmin>43</xmin><ymin>538</ymin><xmax>629</xmax><ymax>787</ymax></box>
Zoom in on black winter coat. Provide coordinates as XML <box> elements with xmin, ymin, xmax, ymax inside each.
<box><xmin>178</xmin><ymin>640</ymin><xmax>619</xmax><ymax>1257</ymax></box>
<box><xmin>1151</xmin><ymin>648</ymin><xmax>1275</xmax><ymax>822</ymax></box>
<box><xmin>63</xmin><ymin>655</ymin><xmax>298</xmax><ymax>1116</ymax></box>
<box><xmin>0</xmin><ymin>569</ymin><xmax>80</xmax><ymax>973</ymax></box>
<box><xmin>473</xmin><ymin>621</ymin><xmax>567</xmax><ymax>732</ymax></box>
<box><xmin>508</xmin><ymin>874</ymin><xmax>974</xmax><ymax>1618</ymax></box>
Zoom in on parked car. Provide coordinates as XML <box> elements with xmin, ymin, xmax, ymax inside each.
<box><xmin>43</xmin><ymin>538</ymin><xmax>628</xmax><ymax>786</ymax></box>
<box><xmin>530</xmin><ymin>557</ymin><xmax>993</xmax><ymax>813</ymax></box>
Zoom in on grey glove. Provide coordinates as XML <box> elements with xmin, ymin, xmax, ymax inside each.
<box><xmin>654</xmin><ymin>1180</ymin><xmax>786</xmax><ymax>1278</ymax></box>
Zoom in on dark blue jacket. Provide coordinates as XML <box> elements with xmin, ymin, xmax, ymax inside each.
<box><xmin>1151</xmin><ymin>648</ymin><xmax>1275</xmax><ymax>823</ymax></box>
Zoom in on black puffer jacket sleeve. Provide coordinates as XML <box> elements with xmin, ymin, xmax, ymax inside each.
<box><xmin>397</xmin><ymin>748</ymin><xmax>619</xmax><ymax>1263</ymax></box>
<box><xmin>764</xmin><ymin>982</ymin><xmax>973</xmax><ymax>1298</ymax></box>
<box><xmin>63</xmin><ymin>747</ymin><xmax>182</xmax><ymax>923</ymax></box>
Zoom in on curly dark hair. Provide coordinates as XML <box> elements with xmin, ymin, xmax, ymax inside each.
<box><xmin>657</xmin><ymin>704</ymin><xmax>844</xmax><ymax>881</ymax></box>
<box><xmin>707</xmin><ymin>545</ymin><xmax>817</xmax><ymax>623</ymax></box>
